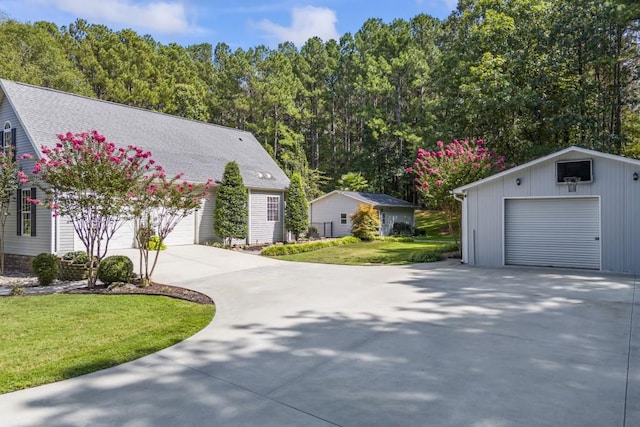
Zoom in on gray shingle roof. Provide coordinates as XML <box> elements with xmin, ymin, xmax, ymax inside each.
<box><xmin>0</xmin><ymin>79</ymin><xmax>289</xmax><ymax>190</ymax></box>
<box><xmin>313</xmin><ymin>190</ymin><xmax>415</xmax><ymax>208</ymax></box>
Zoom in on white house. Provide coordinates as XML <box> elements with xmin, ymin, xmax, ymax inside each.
<box><xmin>309</xmin><ymin>190</ymin><xmax>416</xmax><ymax>237</ymax></box>
<box><xmin>0</xmin><ymin>79</ymin><xmax>290</xmax><ymax>269</ymax></box>
<box><xmin>453</xmin><ymin>146</ymin><xmax>640</xmax><ymax>273</ymax></box>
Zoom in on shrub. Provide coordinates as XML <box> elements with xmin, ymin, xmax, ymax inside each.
<box><xmin>146</xmin><ymin>235</ymin><xmax>167</xmax><ymax>251</ymax></box>
<box><xmin>377</xmin><ymin>236</ymin><xmax>415</xmax><ymax>242</ymax></box>
<box><xmin>351</xmin><ymin>204</ymin><xmax>379</xmax><ymax>241</ymax></box>
<box><xmin>306</xmin><ymin>225</ymin><xmax>319</xmax><ymax>239</ymax></box>
<box><xmin>61</xmin><ymin>251</ymin><xmax>89</xmax><ymax>265</ymax></box>
<box><xmin>261</xmin><ymin>236</ymin><xmax>359</xmax><ymax>256</ymax></box>
<box><xmin>407</xmin><ymin>243</ymin><xmax>459</xmax><ymax>263</ymax></box>
<box><xmin>391</xmin><ymin>222</ymin><xmax>412</xmax><ymax>236</ymax></box>
<box><xmin>97</xmin><ymin>255</ymin><xmax>133</xmax><ymax>284</ymax></box>
<box><xmin>32</xmin><ymin>253</ymin><xmax>59</xmax><ymax>286</ymax></box>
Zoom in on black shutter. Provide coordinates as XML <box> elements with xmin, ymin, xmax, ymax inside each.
<box><xmin>11</xmin><ymin>128</ymin><xmax>16</xmax><ymax>161</ymax></box>
<box><xmin>0</xmin><ymin>132</ymin><xmax>3</xmax><ymax>152</ymax></box>
<box><xmin>30</xmin><ymin>187</ymin><xmax>36</xmax><ymax>236</ymax></box>
<box><xmin>16</xmin><ymin>188</ymin><xmax>22</xmax><ymax>236</ymax></box>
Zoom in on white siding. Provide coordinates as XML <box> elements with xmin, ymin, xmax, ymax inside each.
<box><xmin>57</xmin><ymin>216</ymin><xmax>76</xmax><ymax>254</ymax></box>
<box><xmin>462</xmin><ymin>151</ymin><xmax>640</xmax><ymax>273</ymax></box>
<box><xmin>198</xmin><ymin>191</ymin><xmax>216</xmax><ymax>243</ymax></box>
<box><xmin>309</xmin><ymin>194</ymin><xmax>361</xmax><ymax>237</ymax></box>
<box><xmin>249</xmin><ymin>190</ymin><xmax>285</xmax><ymax>244</ymax></box>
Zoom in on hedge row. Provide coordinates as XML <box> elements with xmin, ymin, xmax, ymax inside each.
<box><xmin>407</xmin><ymin>243</ymin><xmax>460</xmax><ymax>263</ymax></box>
<box><xmin>261</xmin><ymin>236</ymin><xmax>360</xmax><ymax>256</ymax></box>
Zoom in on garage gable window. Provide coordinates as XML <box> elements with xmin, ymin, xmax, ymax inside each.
<box><xmin>267</xmin><ymin>196</ymin><xmax>279</xmax><ymax>222</ymax></box>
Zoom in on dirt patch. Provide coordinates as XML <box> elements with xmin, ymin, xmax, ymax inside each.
<box><xmin>66</xmin><ymin>283</ymin><xmax>214</xmax><ymax>305</ymax></box>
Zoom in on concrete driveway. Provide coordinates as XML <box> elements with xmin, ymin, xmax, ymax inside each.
<box><xmin>0</xmin><ymin>245</ymin><xmax>638</xmax><ymax>426</ymax></box>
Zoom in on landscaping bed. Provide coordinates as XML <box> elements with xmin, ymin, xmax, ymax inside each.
<box><xmin>66</xmin><ymin>282</ymin><xmax>213</xmax><ymax>305</ymax></box>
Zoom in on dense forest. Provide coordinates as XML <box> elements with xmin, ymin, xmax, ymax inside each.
<box><xmin>0</xmin><ymin>0</ymin><xmax>638</xmax><ymax>200</ymax></box>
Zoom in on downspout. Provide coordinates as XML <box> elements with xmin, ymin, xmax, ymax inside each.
<box><xmin>247</xmin><ymin>189</ymin><xmax>251</xmax><ymax>245</ymax></box>
<box><xmin>452</xmin><ymin>191</ymin><xmax>466</xmax><ymax>264</ymax></box>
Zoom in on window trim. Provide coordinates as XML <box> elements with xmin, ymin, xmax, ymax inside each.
<box><xmin>266</xmin><ymin>195</ymin><xmax>279</xmax><ymax>222</ymax></box>
<box><xmin>340</xmin><ymin>212</ymin><xmax>347</xmax><ymax>225</ymax></box>
<box><xmin>2</xmin><ymin>121</ymin><xmax>13</xmax><ymax>157</ymax></box>
<box><xmin>17</xmin><ymin>187</ymin><xmax>36</xmax><ymax>237</ymax></box>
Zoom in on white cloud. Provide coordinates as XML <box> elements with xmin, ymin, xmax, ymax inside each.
<box><xmin>40</xmin><ymin>0</ymin><xmax>195</xmax><ymax>34</ymax></box>
<box><xmin>256</xmin><ymin>6</ymin><xmax>339</xmax><ymax>46</ymax></box>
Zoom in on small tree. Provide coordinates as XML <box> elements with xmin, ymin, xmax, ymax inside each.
<box><xmin>351</xmin><ymin>204</ymin><xmax>379</xmax><ymax>241</ymax></box>
<box><xmin>285</xmin><ymin>173</ymin><xmax>309</xmax><ymax>240</ymax></box>
<box><xmin>25</xmin><ymin>130</ymin><xmax>158</xmax><ymax>287</ymax></box>
<box><xmin>133</xmin><ymin>174</ymin><xmax>213</xmax><ymax>286</ymax></box>
<box><xmin>214</xmin><ymin>161</ymin><xmax>248</xmax><ymax>245</ymax></box>
<box><xmin>0</xmin><ymin>146</ymin><xmax>19</xmax><ymax>273</ymax></box>
<box><xmin>337</xmin><ymin>172</ymin><xmax>369</xmax><ymax>192</ymax></box>
<box><xmin>409</xmin><ymin>139</ymin><xmax>506</xmax><ymax>243</ymax></box>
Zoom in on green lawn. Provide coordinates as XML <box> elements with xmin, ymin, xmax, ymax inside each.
<box><xmin>0</xmin><ymin>294</ymin><xmax>214</xmax><ymax>394</ymax></box>
<box><xmin>277</xmin><ymin>240</ymin><xmax>455</xmax><ymax>265</ymax></box>
<box><xmin>414</xmin><ymin>209</ymin><xmax>456</xmax><ymax>241</ymax></box>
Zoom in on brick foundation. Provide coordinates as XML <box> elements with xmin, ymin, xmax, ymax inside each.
<box><xmin>4</xmin><ymin>253</ymin><xmax>34</xmax><ymax>273</ymax></box>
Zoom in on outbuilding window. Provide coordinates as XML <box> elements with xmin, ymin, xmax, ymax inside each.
<box><xmin>340</xmin><ymin>213</ymin><xmax>347</xmax><ymax>224</ymax></box>
<box><xmin>267</xmin><ymin>196</ymin><xmax>279</xmax><ymax>221</ymax></box>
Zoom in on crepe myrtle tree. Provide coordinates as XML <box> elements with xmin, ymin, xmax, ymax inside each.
<box><xmin>132</xmin><ymin>173</ymin><xmax>213</xmax><ymax>286</ymax></box>
<box><xmin>0</xmin><ymin>146</ymin><xmax>19</xmax><ymax>273</ymax></box>
<box><xmin>408</xmin><ymin>139</ymin><xmax>506</xmax><ymax>244</ymax></box>
<box><xmin>20</xmin><ymin>130</ymin><xmax>161</xmax><ymax>287</ymax></box>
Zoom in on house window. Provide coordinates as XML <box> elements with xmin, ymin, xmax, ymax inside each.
<box><xmin>340</xmin><ymin>213</ymin><xmax>347</xmax><ymax>225</ymax></box>
<box><xmin>3</xmin><ymin>121</ymin><xmax>12</xmax><ymax>155</ymax></box>
<box><xmin>381</xmin><ymin>212</ymin><xmax>386</xmax><ymax>225</ymax></box>
<box><xmin>267</xmin><ymin>196</ymin><xmax>279</xmax><ymax>221</ymax></box>
<box><xmin>17</xmin><ymin>187</ymin><xmax>36</xmax><ymax>237</ymax></box>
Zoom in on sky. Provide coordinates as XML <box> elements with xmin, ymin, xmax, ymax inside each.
<box><xmin>0</xmin><ymin>0</ymin><xmax>458</xmax><ymax>49</ymax></box>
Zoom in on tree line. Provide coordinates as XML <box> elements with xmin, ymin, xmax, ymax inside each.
<box><xmin>0</xmin><ymin>0</ymin><xmax>638</xmax><ymax>200</ymax></box>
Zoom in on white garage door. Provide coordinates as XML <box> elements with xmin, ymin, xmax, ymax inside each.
<box><xmin>105</xmin><ymin>220</ymin><xmax>137</xmax><ymax>250</ymax></box>
<box><xmin>163</xmin><ymin>211</ymin><xmax>196</xmax><ymax>246</ymax></box>
<box><xmin>504</xmin><ymin>198</ymin><xmax>600</xmax><ymax>269</ymax></box>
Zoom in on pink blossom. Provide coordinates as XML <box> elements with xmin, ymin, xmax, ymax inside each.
<box><xmin>18</xmin><ymin>171</ymin><xmax>29</xmax><ymax>183</ymax></box>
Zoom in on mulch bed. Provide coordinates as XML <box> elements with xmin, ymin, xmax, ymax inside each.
<box><xmin>66</xmin><ymin>283</ymin><xmax>214</xmax><ymax>305</ymax></box>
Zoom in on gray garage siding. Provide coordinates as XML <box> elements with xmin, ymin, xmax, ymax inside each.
<box><xmin>461</xmin><ymin>150</ymin><xmax>640</xmax><ymax>273</ymax></box>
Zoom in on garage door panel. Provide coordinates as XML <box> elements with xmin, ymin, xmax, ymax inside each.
<box><xmin>505</xmin><ymin>198</ymin><xmax>600</xmax><ymax>269</ymax></box>
<box><xmin>163</xmin><ymin>211</ymin><xmax>196</xmax><ymax>246</ymax></box>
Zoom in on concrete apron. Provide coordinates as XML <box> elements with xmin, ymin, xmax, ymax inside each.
<box><xmin>0</xmin><ymin>245</ymin><xmax>637</xmax><ymax>427</ymax></box>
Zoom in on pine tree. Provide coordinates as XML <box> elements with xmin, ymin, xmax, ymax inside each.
<box><xmin>285</xmin><ymin>173</ymin><xmax>309</xmax><ymax>240</ymax></box>
<box><xmin>214</xmin><ymin>161</ymin><xmax>248</xmax><ymax>245</ymax></box>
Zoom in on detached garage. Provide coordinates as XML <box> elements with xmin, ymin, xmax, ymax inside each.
<box><xmin>454</xmin><ymin>146</ymin><xmax>640</xmax><ymax>273</ymax></box>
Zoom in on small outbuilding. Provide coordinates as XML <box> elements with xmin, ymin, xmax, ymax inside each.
<box><xmin>453</xmin><ymin>146</ymin><xmax>640</xmax><ymax>273</ymax></box>
<box><xmin>309</xmin><ymin>190</ymin><xmax>415</xmax><ymax>237</ymax></box>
